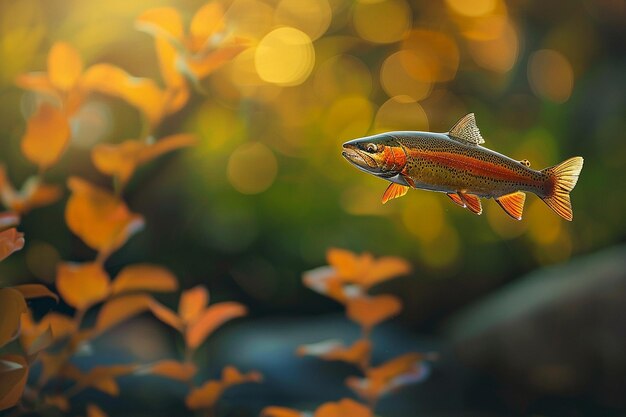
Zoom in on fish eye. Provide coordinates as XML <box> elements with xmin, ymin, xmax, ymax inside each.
<box><xmin>365</xmin><ymin>143</ymin><xmax>380</xmax><ymax>153</ymax></box>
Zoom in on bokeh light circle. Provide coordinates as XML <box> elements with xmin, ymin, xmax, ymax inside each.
<box><xmin>255</xmin><ymin>27</ymin><xmax>315</xmax><ymax>86</ymax></box>
<box><xmin>375</xmin><ymin>96</ymin><xmax>429</xmax><ymax>132</ymax></box>
<box><xmin>352</xmin><ymin>0</ymin><xmax>412</xmax><ymax>44</ymax></box>
<box><xmin>381</xmin><ymin>50</ymin><xmax>432</xmax><ymax>101</ymax></box>
<box><xmin>227</xmin><ymin>142</ymin><xmax>278</xmax><ymax>194</ymax></box>
<box><xmin>528</xmin><ymin>49</ymin><xmax>574</xmax><ymax>103</ymax></box>
<box><xmin>274</xmin><ymin>0</ymin><xmax>332</xmax><ymax>41</ymax></box>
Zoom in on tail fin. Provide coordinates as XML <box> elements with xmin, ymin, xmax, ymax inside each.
<box><xmin>541</xmin><ymin>157</ymin><xmax>584</xmax><ymax>221</ymax></box>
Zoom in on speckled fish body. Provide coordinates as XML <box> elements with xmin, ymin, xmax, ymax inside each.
<box><xmin>341</xmin><ymin>113</ymin><xmax>583</xmax><ymax>221</ymax></box>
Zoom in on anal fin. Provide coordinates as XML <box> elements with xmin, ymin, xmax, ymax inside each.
<box><xmin>460</xmin><ymin>193</ymin><xmax>483</xmax><ymax>215</ymax></box>
<box><xmin>382</xmin><ymin>183</ymin><xmax>409</xmax><ymax>204</ymax></box>
<box><xmin>496</xmin><ymin>191</ymin><xmax>526</xmax><ymax>220</ymax></box>
<box><xmin>447</xmin><ymin>193</ymin><xmax>466</xmax><ymax>208</ymax></box>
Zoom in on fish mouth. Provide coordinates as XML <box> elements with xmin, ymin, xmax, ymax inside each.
<box><xmin>341</xmin><ymin>144</ymin><xmax>380</xmax><ymax>173</ymax></box>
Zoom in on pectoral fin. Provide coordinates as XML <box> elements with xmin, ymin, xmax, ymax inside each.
<box><xmin>382</xmin><ymin>183</ymin><xmax>409</xmax><ymax>204</ymax></box>
<box><xmin>447</xmin><ymin>193</ymin><xmax>466</xmax><ymax>208</ymax></box>
<box><xmin>496</xmin><ymin>191</ymin><xmax>526</xmax><ymax>220</ymax></box>
<box><xmin>460</xmin><ymin>193</ymin><xmax>483</xmax><ymax>215</ymax></box>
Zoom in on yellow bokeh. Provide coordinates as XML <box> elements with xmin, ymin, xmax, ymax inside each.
<box><xmin>374</xmin><ymin>97</ymin><xmax>429</xmax><ymax>132</ymax></box>
<box><xmin>352</xmin><ymin>0</ymin><xmax>412</xmax><ymax>44</ymax></box>
<box><xmin>402</xmin><ymin>192</ymin><xmax>445</xmax><ymax>244</ymax></box>
<box><xmin>314</xmin><ymin>55</ymin><xmax>372</xmax><ymax>104</ymax></box>
<box><xmin>526</xmin><ymin>199</ymin><xmax>562</xmax><ymax>245</ymax></box>
<box><xmin>225</xmin><ymin>0</ymin><xmax>275</xmax><ymax>39</ymax></box>
<box><xmin>402</xmin><ymin>30</ymin><xmax>460</xmax><ymax>82</ymax></box>
<box><xmin>528</xmin><ymin>49</ymin><xmax>574</xmax><ymax>103</ymax></box>
<box><xmin>340</xmin><ymin>184</ymin><xmax>390</xmax><ymax>216</ymax></box>
<box><xmin>274</xmin><ymin>0</ymin><xmax>333</xmax><ymax>41</ymax></box>
<box><xmin>486</xmin><ymin>199</ymin><xmax>529</xmax><ymax>239</ymax></box>
<box><xmin>467</xmin><ymin>19</ymin><xmax>519</xmax><ymax>73</ymax></box>
<box><xmin>227</xmin><ymin>142</ymin><xmax>278</xmax><ymax>194</ymax></box>
<box><xmin>446</xmin><ymin>0</ymin><xmax>497</xmax><ymax>17</ymax></box>
<box><xmin>380</xmin><ymin>51</ymin><xmax>432</xmax><ymax>101</ymax></box>
<box><xmin>323</xmin><ymin>94</ymin><xmax>374</xmax><ymax>140</ymax></box>
<box><xmin>255</xmin><ymin>27</ymin><xmax>315</xmax><ymax>86</ymax></box>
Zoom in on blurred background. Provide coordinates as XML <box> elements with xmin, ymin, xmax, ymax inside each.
<box><xmin>0</xmin><ymin>0</ymin><xmax>625</xmax><ymax>415</ymax></box>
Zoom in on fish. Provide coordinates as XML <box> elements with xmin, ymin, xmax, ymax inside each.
<box><xmin>341</xmin><ymin>113</ymin><xmax>583</xmax><ymax>221</ymax></box>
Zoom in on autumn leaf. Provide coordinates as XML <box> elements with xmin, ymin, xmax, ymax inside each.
<box><xmin>87</xmin><ymin>404</ymin><xmax>109</xmax><ymax>417</ymax></box>
<box><xmin>179</xmin><ymin>285</ymin><xmax>208</xmax><ymax>323</ymax></box>
<box><xmin>346</xmin><ymin>294</ymin><xmax>402</xmax><ymax>331</ymax></box>
<box><xmin>135</xmin><ymin>7</ymin><xmax>185</xmax><ymax>42</ymax></box>
<box><xmin>72</xmin><ymin>364</ymin><xmax>138</xmax><ymax>396</ymax></box>
<box><xmin>65</xmin><ymin>177</ymin><xmax>144</xmax><ymax>256</ymax></box>
<box><xmin>297</xmin><ymin>339</ymin><xmax>371</xmax><ymax>370</ymax></box>
<box><xmin>20</xmin><ymin>311</ymin><xmax>76</xmax><ymax>352</ymax></box>
<box><xmin>149</xmin><ymin>300</ymin><xmax>185</xmax><ymax>331</ymax></box>
<box><xmin>47</xmin><ymin>42</ymin><xmax>83</xmax><ymax>92</ymax></box>
<box><xmin>21</xmin><ymin>103</ymin><xmax>71</xmax><ymax>170</ymax></box>
<box><xmin>185</xmin><ymin>302</ymin><xmax>247</xmax><ymax>350</ymax></box>
<box><xmin>80</xmin><ymin>64</ymin><xmax>167</xmax><ymax>126</ymax></box>
<box><xmin>261</xmin><ymin>406</ymin><xmax>307</xmax><ymax>417</ymax></box>
<box><xmin>0</xmin><ymin>167</ymin><xmax>62</xmax><ymax>214</ymax></box>
<box><xmin>0</xmin><ymin>212</ymin><xmax>19</xmax><ymax>232</ymax></box>
<box><xmin>185</xmin><ymin>366</ymin><xmax>261</xmax><ymax>409</ymax></box>
<box><xmin>13</xmin><ymin>284</ymin><xmax>59</xmax><ymax>302</ymax></box>
<box><xmin>302</xmin><ymin>266</ymin><xmax>361</xmax><ymax>304</ymax></box>
<box><xmin>0</xmin><ymin>355</ymin><xmax>28</xmax><ymax>411</ymax></box>
<box><xmin>91</xmin><ymin>134</ymin><xmax>196</xmax><ymax>187</ymax></box>
<box><xmin>26</xmin><ymin>325</ymin><xmax>54</xmax><ymax>356</ymax></box>
<box><xmin>155</xmin><ymin>37</ymin><xmax>189</xmax><ymax>113</ymax></box>
<box><xmin>56</xmin><ymin>262</ymin><xmax>111</xmax><ymax>310</ymax></box>
<box><xmin>135</xmin><ymin>359</ymin><xmax>197</xmax><ymax>381</ymax></box>
<box><xmin>346</xmin><ymin>353</ymin><xmax>434</xmax><ymax>403</ymax></box>
<box><xmin>95</xmin><ymin>294</ymin><xmax>153</xmax><ymax>333</ymax></box>
<box><xmin>0</xmin><ymin>288</ymin><xmax>27</xmax><ymax>348</ymax></box>
<box><xmin>326</xmin><ymin>248</ymin><xmax>411</xmax><ymax>289</ymax></box>
<box><xmin>44</xmin><ymin>395</ymin><xmax>70</xmax><ymax>412</ymax></box>
<box><xmin>0</xmin><ymin>228</ymin><xmax>25</xmax><ymax>262</ymax></box>
<box><xmin>314</xmin><ymin>398</ymin><xmax>372</xmax><ymax>417</ymax></box>
<box><xmin>111</xmin><ymin>264</ymin><xmax>178</xmax><ymax>295</ymax></box>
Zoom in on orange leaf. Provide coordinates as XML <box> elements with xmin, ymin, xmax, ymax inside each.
<box><xmin>183</xmin><ymin>42</ymin><xmax>248</xmax><ymax>80</ymax></box>
<box><xmin>0</xmin><ymin>288</ymin><xmax>27</xmax><ymax>348</ymax></box>
<box><xmin>314</xmin><ymin>398</ymin><xmax>372</xmax><ymax>417</ymax></box>
<box><xmin>91</xmin><ymin>140</ymin><xmax>144</xmax><ymax>186</ymax></box>
<box><xmin>185</xmin><ymin>380</ymin><xmax>223</xmax><ymax>410</ymax></box>
<box><xmin>138</xmin><ymin>133</ymin><xmax>197</xmax><ymax>164</ymax></box>
<box><xmin>39</xmin><ymin>351</ymin><xmax>71</xmax><ymax>383</ymax></box>
<box><xmin>0</xmin><ymin>228</ymin><xmax>25</xmax><ymax>262</ymax></box>
<box><xmin>346</xmin><ymin>295</ymin><xmax>402</xmax><ymax>331</ymax></box>
<box><xmin>80</xmin><ymin>64</ymin><xmax>166</xmax><ymax>126</ymax></box>
<box><xmin>20</xmin><ymin>312</ymin><xmax>76</xmax><ymax>351</ymax></box>
<box><xmin>261</xmin><ymin>406</ymin><xmax>306</xmax><ymax>417</ymax></box>
<box><xmin>0</xmin><ymin>355</ymin><xmax>28</xmax><ymax>412</ymax></box>
<box><xmin>179</xmin><ymin>285</ymin><xmax>208</xmax><ymax>323</ymax></box>
<box><xmin>297</xmin><ymin>339</ymin><xmax>371</xmax><ymax>369</ymax></box>
<box><xmin>136</xmin><ymin>360</ymin><xmax>197</xmax><ymax>381</ymax></box>
<box><xmin>65</xmin><ymin>177</ymin><xmax>144</xmax><ymax>255</ymax></box>
<box><xmin>189</xmin><ymin>2</ymin><xmax>226</xmax><ymax>53</ymax></box>
<box><xmin>111</xmin><ymin>264</ymin><xmax>178</xmax><ymax>295</ymax></box>
<box><xmin>44</xmin><ymin>395</ymin><xmax>70</xmax><ymax>412</ymax></box>
<box><xmin>77</xmin><ymin>364</ymin><xmax>138</xmax><ymax>396</ymax></box>
<box><xmin>185</xmin><ymin>302</ymin><xmax>247</xmax><ymax>350</ymax></box>
<box><xmin>13</xmin><ymin>284</ymin><xmax>59</xmax><ymax>302</ymax></box>
<box><xmin>302</xmin><ymin>266</ymin><xmax>353</xmax><ymax>303</ymax></box>
<box><xmin>221</xmin><ymin>366</ymin><xmax>262</xmax><ymax>386</ymax></box>
<box><xmin>21</xmin><ymin>103</ymin><xmax>71</xmax><ymax>170</ymax></box>
<box><xmin>0</xmin><ymin>171</ymin><xmax>62</xmax><ymax>214</ymax></box>
<box><xmin>56</xmin><ymin>262</ymin><xmax>111</xmax><ymax>310</ymax></box>
<box><xmin>326</xmin><ymin>248</ymin><xmax>359</xmax><ymax>278</ymax></box>
<box><xmin>95</xmin><ymin>294</ymin><xmax>153</xmax><ymax>333</ymax></box>
<box><xmin>154</xmin><ymin>37</ymin><xmax>189</xmax><ymax>114</ymax></box>
<box><xmin>87</xmin><ymin>404</ymin><xmax>109</xmax><ymax>417</ymax></box>
<box><xmin>135</xmin><ymin>7</ymin><xmax>184</xmax><ymax>42</ymax></box>
<box><xmin>15</xmin><ymin>72</ymin><xmax>59</xmax><ymax>100</ymax></box>
<box><xmin>148</xmin><ymin>300</ymin><xmax>185</xmax><ymax>332</ymax></box>
<box><xmin>0</xmin><ymin>212</ymin><xmax>20</xmax><ymax>232</ymax></box>
<box><xmin>356</xmin><ymin>256</ymin><xmax>411</xmax><ymax>289</ymax></box>
<box><xmin>47</xmin><ymin>42</ymin><xmax>83</xmax><ymax>92</ymax></box>
<box><xmin>26</xmin><ymin>325</ymin><xmax>54</xmax><ymax>356</ymax></box>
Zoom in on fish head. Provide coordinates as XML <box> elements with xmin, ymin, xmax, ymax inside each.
<box><xmin>342</xmin><ymin>134</ymin><xmax>407</xmax><ymax>178</ymax></box>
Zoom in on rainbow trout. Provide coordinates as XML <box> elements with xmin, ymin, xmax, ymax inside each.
<box><xmin>341</xmin><ymin>113</ymin><xmax>583</xmax><ymax>220</ymax></box>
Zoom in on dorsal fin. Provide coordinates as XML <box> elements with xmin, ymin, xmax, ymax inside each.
<box><xmin>448</xmin><ymin>113</ymin><xmax>485</xmax><ymax>145</ymax></box>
